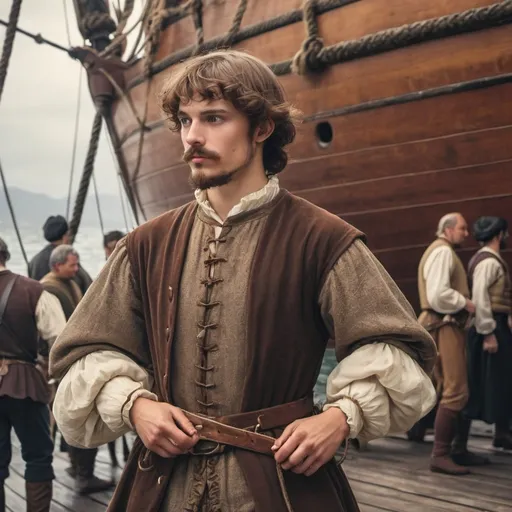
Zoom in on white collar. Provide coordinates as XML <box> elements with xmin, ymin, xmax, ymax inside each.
<box><xmin>195</xmin><ymin>175</ymin><xmax>280</xmax><ymax>225</ymax></box>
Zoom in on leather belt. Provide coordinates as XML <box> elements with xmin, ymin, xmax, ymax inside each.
<box><xmin>182</xmin><ymin>395</ymin><xmax>313</xmax><ymax>457</ymax></box>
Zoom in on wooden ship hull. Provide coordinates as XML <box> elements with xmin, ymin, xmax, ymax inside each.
<box><xmin>80</xmin><ymin>0</ymin><xmax>512</xmax><ymax>310</ymax></box>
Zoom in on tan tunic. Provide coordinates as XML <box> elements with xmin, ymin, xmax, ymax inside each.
<box><xmin>52</xmin><ymin>179</ymin><xmax>436</xmax><ymax>511</ymax></box>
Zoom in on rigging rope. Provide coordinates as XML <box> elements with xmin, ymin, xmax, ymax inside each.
<box><xmin>66</xmin><ymin>67</ymin><xmax>83</xmax><ymax>221</ymax></box>
<box><xmin>91</xmin><ymin>172</ymin><xmax>105</xmax><ymax>235</ymax></box>
<box><xmin>0</xmin><ymin>0</ymin><xmax>28</xmax><ymax>266</ymax></box>
<box><xmin>0</xmin><ymin>0</ymin><xmax>22</xmax><ymax>103</ymax></box>
<box><xmin>68</xmin><ymin>111</ymin><xmax>103</xmax><ymax>245</ymax></box>
<box><xmin>62</xmin><ymin>0</ymin><xmax>72</xmax><ymax>47</ymax></box>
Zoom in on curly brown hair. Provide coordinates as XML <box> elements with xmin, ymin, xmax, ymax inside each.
<box><xmin>159</xmin><ymin>50</ymin><xmax>301</xmax><ymax>175</ymax></box>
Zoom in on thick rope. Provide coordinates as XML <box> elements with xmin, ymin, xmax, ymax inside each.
<box><xmin>192</xmin><ymin>0</ymin><xmax>204</xmax><ymax>53</ymax></box>
<box><xmin>68</xmin><ymin>111</ymin><xmax>103</xmax><ymax>244</ymax></box>
<box><xmin>291</xmin><ymin>0</ymin><xmax>512</xmax><ymax>75</ymax></box>
<box><xmin>0</xmin><ymin>0</ymin><xmax>22</xmax><ymax>103</ymax></box>
<box><xmin>0</xmin><ymin>0</ymin><xmax>28</xmax><ymax>265</ymax></box>
<box><xmin>292</xmin><ymin>0</ymin><xmax>327</xmax><ymax>75</ymax></box>
<box><xmin>100</xmin><ymin>0</ymin><xmax>136</xmax><ymax>58</ymax></box>
<box><xmin>219</xmin><ymin>0</ymin><xmax>249</xmax><ymax>47</ymax></box>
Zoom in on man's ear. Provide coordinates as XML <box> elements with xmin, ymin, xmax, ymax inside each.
<box><xmin>254</xmin><ymin>119</ymin><xmax>275</xmax><ymax>143</ymax></box>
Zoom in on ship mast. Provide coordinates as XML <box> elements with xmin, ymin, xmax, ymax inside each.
<box><xmin>71</xmin><ymin>0</ymin><xmax>141</xmax><ymax>225</ymax></box>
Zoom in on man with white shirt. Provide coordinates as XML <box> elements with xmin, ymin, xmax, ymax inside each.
<box><xmin>466</xmin><ymin>217</ymin><xmax>512</xmax><ymax>451</ymax></box>
<box><xmin>0</xmin><ymin>237</ymin><xmax>67</xmax><ymax>511</ymax></box>
<box><xmin>50</xmin><ymin>50</ymin><xmax>436</xmax><ymax>512</ymax></box>
<box><xmin>418</xmin><ymin>213</ymin><xmax>487</xmax><ymax>475</ymax></box>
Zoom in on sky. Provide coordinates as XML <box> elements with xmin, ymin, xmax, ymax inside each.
<box><xmin>0</xmin><ymin>1</ymin><xmax>142</xmax><ymax>199</ymax></box>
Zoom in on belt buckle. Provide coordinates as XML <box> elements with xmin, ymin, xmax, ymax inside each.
<box><xmin>189</xmin><ymin>439</ymin><xmax>225</xmax><ymax>456</ymax></box>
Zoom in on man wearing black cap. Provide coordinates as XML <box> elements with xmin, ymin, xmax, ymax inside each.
<box><xmin>27</xmin><ymin>215</ymin><xmax>93</xmax><ymax>295</ymax></box>
<box><xmin>466</xmin><ymin>216</ymin><xmax>512</xmax><ymax>450</ymax></box>
<box><xmin>0</xmin><ymin>237</ymin><xmax>66</xmax><ymax>511</ymax></box>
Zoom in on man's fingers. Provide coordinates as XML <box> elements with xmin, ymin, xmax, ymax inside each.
<box><xmin>155</xmin><ymin>437</ymin><xmax>185</xmax><ymax>458</ymax></box>
<box><xmin>291</xmin><ymin>455</ymin><xmax>317</xmax><ymax>475</ymax></box>
<box><xmin>272</xmin><ymin>422</ymin><xmax>297</xmax><ymax>452</ymax></box>
<box><xmin>274</xmin><ymin>432</ymin><xmax>302</xmax><ymax>464</ymax></box>
<box><xmin>304</xmin><ymin>459</ymin><xmax>325</xmax><ymax>477</ymax></box>
<box><xmin>163</xmin><ymin>422</ymin><xmax>199</xmax><ymax>451</ymax></box>
<box><xmin>171</xmin><ymin>408</ymin><xmax>197</xmax><ymax>436</ymax></box>
<box><xmin>280</xmin><ymin>444</ymin><xmax>311</xmax><ymax>470</ymax></box>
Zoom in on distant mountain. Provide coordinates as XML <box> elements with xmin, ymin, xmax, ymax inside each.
<box><xmin>0</xmin><ymin>187</ymin><xmax>130</xmax><ymax>230</ymax></box>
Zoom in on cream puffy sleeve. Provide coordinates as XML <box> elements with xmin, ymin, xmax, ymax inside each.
<box><xmin>424</xmin><ymin>245</ymin><xmax>467</xmax><ymax>314</ymax></box>
<box><xmin>319</xmin><ymin>239</ymin><xmax>437</xmax><ymax>441</ymax></box>
<box><xmin>51</xmin><ymin>239</ymin><xmax>157</xmax><ymax>449</ymax></box>
<box><xmin>472</xmin><ymin>257</ymin><xmax>501</xmax><ymax>335</ymax></box>
<box><xmin>53</xmin><ymin>350</ymin><xmax>156</xmax><ymax>448</ymax></box>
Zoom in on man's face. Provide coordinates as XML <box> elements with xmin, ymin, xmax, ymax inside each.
<box><xmin>104</xmin><ymin>240</ymin><xmax>118</xmax><ymax>259</ymax></box>
<box><xmin>446</xmin><ymin>215</ymin><xmax>468</xmax><ymax>246</ymax></box>
<box><xmin>55</xmin><ymin>254</ymin><xmax>79</xmax><ymax>279</ymax></box>
<box><xmin>178</xmin><ymin>97</ymin><xmax>256</xmax><ymax>190</ymax></box>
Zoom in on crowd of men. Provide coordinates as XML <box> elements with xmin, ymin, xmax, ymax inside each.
<box><xmin>0</xmin><ymin>216</ymin><xmax>125</xmax><ymax>510</ymax></box>
<box><xmin>415</xmin><ymin>213</ymin><xmax>512</xmax><ymax>475</ymax></box>
<box><xmin>0</xmin><ymin>210</ymin><xmax>510</xmax><ymax>509</ymax></box>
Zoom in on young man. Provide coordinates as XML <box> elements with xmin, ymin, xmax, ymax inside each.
<box><xmin>466</xmin><ymin>217</ymin><xmax>512</xmax><ymax>450</ymax></box>
<box><xmin>0</xmin><ymin>237</ymin><xmax>66</xmax><ymax>511</ymax></box>
<box><xmin>50</xmin><ymin>50</ymin><xmax>436</xmax><ymax>512</ymax></box>
<box><xmin>417</xmin><ymin>213</ymin><xmax>487</xmax><ymax>475</ymax></box>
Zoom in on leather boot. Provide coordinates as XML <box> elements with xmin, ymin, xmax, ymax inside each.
<box><xmin>25</xmin><ymin>481</ymin><xmax>52</xmax><ymax>512</ymax></box>
<box><xmin>75</xmin><ymin>448</ymin><xmax>115</xmax><ymax>495</ymax></box>
<box><xmin>493</xmin><ymin>421</ymin><xmax>512</xmax><ymax>450</ymax></box>
<box><xmin>451</xmin><ymin>413</ymin><xmax>490</xmax><ymax>466</ymax></box>
<box><xmin>430</xmin><ymin>407</ymin><xmax>470</xmax><ymax>475</ymax></box>
<box><xmin>0</xmin><ymin>482</ymin><xmax>5</xmax><ymax>512</ymax></box>
<box><xmin>107</xmin><ymin>441</ymin><xmax>119</xmax><ymax>467</ymax></box>
<box><xmin>66</xmin><ymin>446</ymin><xmax>77</xmax><ymax>479</ymax></box>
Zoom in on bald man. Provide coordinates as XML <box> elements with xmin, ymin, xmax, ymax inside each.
<box><xmin>418</xmin><ymin>213</ymin><xmax>486</xmax><ymax>474</ymax></box>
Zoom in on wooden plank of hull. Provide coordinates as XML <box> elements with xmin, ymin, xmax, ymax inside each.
<box><xmin>115</xmin><ymin>3</ymin><xmax>510</xmax><ymax>141</ymax></box>
<box><xmin>125</xmin><ymin>82</ymin><xmax>512</xmax><ymax>209</ymax></box>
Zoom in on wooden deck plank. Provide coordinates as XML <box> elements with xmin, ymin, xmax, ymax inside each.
<box><xmin>6</xmin><ymin>429</ymin><xmax>512</xmax><ymax>511</ymax></box>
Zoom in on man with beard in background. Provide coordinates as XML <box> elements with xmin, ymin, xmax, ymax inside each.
<box><xmin>418</xmin><ymin>213</ymin><xmax>488</xmax><ymax>475</ymax></box>
<box><xmin>466</xmin><ymin>217</ymin><xmax>512</xmax><ymax>451</ymax></box>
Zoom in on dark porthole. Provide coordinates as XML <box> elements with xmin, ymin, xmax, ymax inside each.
<box><xmin>315</xmin><ymin>121</ymin><xmax>333</xmax><ymax>148</ymax></box>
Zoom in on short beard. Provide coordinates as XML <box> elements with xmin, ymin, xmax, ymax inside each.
<box><xmin>188</xmin><ymin>144</ymin><xmax>255</xmax><ymax>191</ymax></box>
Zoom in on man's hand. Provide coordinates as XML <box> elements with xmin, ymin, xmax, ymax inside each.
<box><xmin>465</xmin><ymin>299</ymin><xmax>476</xmax><ymax>315</ymax></box>
<box><xmin>483</xmin><ymin>333</ymin><xmax>498</xmax><ymax>354</ymax></box>
<box><xmin>272</xmin><ymin>408</ymin><xmax>349</xmax><ymax>477</ymax></box>
<box><xmin>130</xmin><ymin>398</ymin><xmax>199</xmax><ymax>458</ymax></box>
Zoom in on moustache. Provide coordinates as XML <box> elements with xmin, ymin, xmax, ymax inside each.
<box><xmin>182</xmin><ymin>147</ymin><xmax>220</xmax><ymax>163</ymax></box>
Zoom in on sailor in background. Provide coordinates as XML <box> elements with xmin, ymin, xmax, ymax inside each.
<box><xmin>465</xmin><ymin>217</ymin><xmax>512</xmax><ymax>451</ymax></box>
<box><xmin>418</xmin><ymin>213</ymin><xmax>488</xmax><ymax>475</ymax></box>
<box><xmin>0</xmin><ymin>237</ymin><xmax>66</xmax><ymax>512</ymax></box>
<box><xmin>28</xmin><ymin>215</ymin><xmax>93</xmax><ymax>295</ymax></box>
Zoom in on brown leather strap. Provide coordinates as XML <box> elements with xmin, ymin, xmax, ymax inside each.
<box><xmin>216</xmin><ymin>395</ymin><xmax>313</xmax><ymax>430</ymax></box>
<box><xmin>182</xmin><ymin>411</ymin><xmax>276</xmax><ymax>456</ymax></box>
<box><xmin>181</xmin><ymin>395</ymin><xmax>314</xmax><ymax>456</ymax></box>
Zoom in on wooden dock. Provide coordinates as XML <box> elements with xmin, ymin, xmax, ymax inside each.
<box><xmin>5</xmin><ymin>427</ymin><xmax>512</xmax><ymax>511</ymax></box>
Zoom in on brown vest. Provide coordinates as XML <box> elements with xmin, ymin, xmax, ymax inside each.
<box><xmin>40</xmin><ymin>273</ymin><xmax>82</xmax><ymax>320</ymax></box>
<box><xmin>108</xmin><ymin>190</ymin><xmax>363</xmax><ymax>512</ymax></box>
<box><xmin>468</xmin><ymin>250</ymin><xmax>511</xmax><ymax>314</ymax></box>
<box><xmin>418</xmin><ymin>238</ymin><xmax>469</xmax><ymax>312</ymax></box>
<box><xmin>0</xmin><ymin>270</ymin><xmax>43</xmax><ymax>362</ymax></box>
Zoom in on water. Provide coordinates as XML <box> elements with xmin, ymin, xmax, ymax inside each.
<box><xmin>0</xmin><ymin>221</ymin><xmax>106</xmax><ymax>279</ymax></box>
<box><xmin>314</xmin><ymin>348</ymin><xmax>337</xmax><ymax>405</ymax></box>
